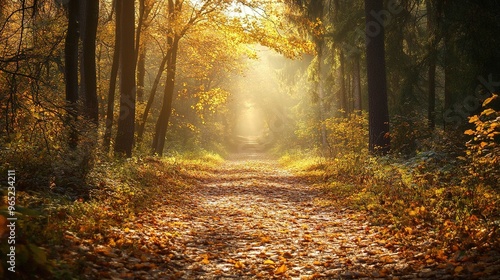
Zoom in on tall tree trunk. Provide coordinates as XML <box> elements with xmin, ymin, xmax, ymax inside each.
<box><xmin>152</xmin><ymin>36</ymin><xmax>180</xmax><ymax>155</ymax></box>
<box><xmin>353</xmin><ymin>53</ymin><xmax>362</xmax><ymax>111</ymax></box>
<box><xmin>444</xmin><ymin>35</ymin><xmax>452</xmax><ymax>114</ymax></box>
<box><xmin>316</xmin><ymin>43</ymin><xmax>328</xmax><ymax>151</ymax></box>
<box><xmin>114</xmin><ymin>0</ymin><xmax>136</xmax><ymax>157</ymax></box>
<box><xmin>137</xmin><ymin>45</ymin><xmax>146</xmax><ymax>103</ymax></box>
<box><xmin>426</xmin><ymin>0</ymin><xmax>437</xmax><ymax>130</ymax></box>
<box><xmin>338</xmin><ymin>48</ymin><xmax>347</xmax><ymax>116</ymax></box>
<box><xmin>365</xmin><ymin>0</ymin><xmax>390</xmax><ymax>154</ymax></box>
<box><xmin>81</xmin><ymin>0</ymin><xmax>99</xmax><ymax>124</ymax></box>
<box><xmin>64</xmin><ymin>0</ymin><xmax>79</xmax><ymax>148</ymax></box>
<box><xmin>103</xmin><ymin>0</ymin><xmax>122</xmax><ymax>151</ymax></box>
<box><xmin>137</xmin><ymin>49</ymin><xmax>169</xmax><ymax>143</ymax></box>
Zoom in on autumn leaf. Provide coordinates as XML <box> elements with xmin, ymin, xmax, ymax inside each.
<box><xmin>464</xmin><ymin>129</ymin><xmax>475</xmax><ymax>135</ymax></box>
<box><xmin>234</xmin><ymin>261</ymin><xmax>245</xmax><ymax>269</ymax></box>
<box><xmin>483</xmin><ymin>94</ymin><xmax>498</xmax><ymax>106</ymax></box>
<box><xmin>404</xmin><ymin>227</ymin><xmax>413</xmax><ymax>235</ymax></box>
<box><xmin>481</xmin><ymin>108</ymin><xmax>496</xmax><ymax>116</ymax></box>
<box><xmin>263</xmin><ymin>259</ymin><xmax>275</xmax><ymax>265</ymax></box>
<box><xmin>274</xmin><ymin>264</ymin><xmax>287</xmax><ymax>274</ymax></box>
<box><xmin>200</xmin><ymin>254</ymin><xmax>210</xmax><ymax>264</ymax></box>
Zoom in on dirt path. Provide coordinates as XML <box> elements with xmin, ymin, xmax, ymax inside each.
<box><xmin>81</xmin><ymin>154</ymin><xmax>499</xmax><ymax>279</ymax></box>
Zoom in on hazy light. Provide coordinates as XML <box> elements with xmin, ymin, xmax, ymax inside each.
<box><xmin>234</xmin><ymin>101</ymin><xmax>265</xmax><ymax>137</ymax></box>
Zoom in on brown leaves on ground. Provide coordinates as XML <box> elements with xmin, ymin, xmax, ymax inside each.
<box><xmin>57</xmin><ymin>154</ymin><xmax>499</xmax><ymax>279</ymax></box>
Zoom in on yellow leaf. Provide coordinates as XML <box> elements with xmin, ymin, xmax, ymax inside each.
<box><xmin>200</xmin><ymin>254</ymin><xmax>210</xmax><ymax>264</ymax></box>
<box><xmin>481</xmin><ymin>108</ymin><xmax>496</xmax><ymax>116</ymax></box>
<box><xmin>469</xmin><ymin>115</ymin><xmax>479</xmax><ymax>123</ymax></box>
<box><xmin>261</xmin><ymin>236</ymin><xmax>270</xmax><ymax>243</ymax></box>
<box><xmin>483</xmin><ymin>94</ymin><xmax>498</xmax><ymax>107</ymax></box>
<box><xmin>454</xmin><ymin>266</ymin><xmax>464</xmax><ymax>274</ymax></box>
<box><xmin>234</xmin><ymin>261</ymin><xmax>245</xmax><ymax>269</ymax></box>
<box><xmin>313</xmin><ymin>260</ymin><xmax>322</xmax><ymax>266</ymax></box>
<box><xmin>464</xmin><ymin>129</ymin><xmax>475</xmax><ymax>135</ymax></box>
<box><xmin>480</xmin><ymin>142</ymin><xmax>488</xmax><ymax>148</ymax></box>
<box><xmin>404</xmin><ymin>227</ymin><xmax>413</xmax><ymax>235</ymax></box>
<box><xmin>264</xmin><ymin>259</ymin><xmax>275</xmax><ymax>265</ymax></box>
<box><xmin>275</xmin><ymin>264</ymin><xmax>287</xmax><ymax>274</ymax></box>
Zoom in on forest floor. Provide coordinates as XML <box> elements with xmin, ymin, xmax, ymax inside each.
<box><xmin>58</xmin><ymin>153</ymin><xmax>499</xmax><ymax>280</ymax></box>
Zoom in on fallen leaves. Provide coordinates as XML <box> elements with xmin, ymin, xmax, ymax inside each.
<box><xmin>50</xmin><ymin>155</ymin><xmax>500</xmax><ymax>279</ymax></box>
<box><xmin>274</xmin><ymin>264</ymin><xmax>288</xmax><ymax>274</ymax></box>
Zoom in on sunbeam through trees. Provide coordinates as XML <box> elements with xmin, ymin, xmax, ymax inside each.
<box><xmin>1</xmin><ymin>0</ymin><xmax>499</xmax><ymax>278</ymax></box>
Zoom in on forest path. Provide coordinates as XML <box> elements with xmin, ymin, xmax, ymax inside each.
<box><xmin>82</xmin><ymin>154</ymin><xmax>496</xmax><ymax>279</ymax></box>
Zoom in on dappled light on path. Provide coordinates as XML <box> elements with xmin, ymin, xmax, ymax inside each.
<box><xmin>74</xmin><ymin>154</ymin><xmax>499</xmax><ymax>279</ymax></box>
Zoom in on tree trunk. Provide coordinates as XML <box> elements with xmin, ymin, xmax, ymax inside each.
<box><xmin>353</xmin><ymin>53</ymin><xmax>362</xmax><ymax>111</ymax></box>
<box><xmin>64</xmin><ymin>0</ymin><xmax>79</xmax><ymax>148</ymax></box>
<box><xmin>103</xmin><ymin>0</ymin><xmax>122</xmax><ymax>151</ymax></box>
<box><xmin>114</xmin><ymin>0</ymin><xmax>136</xmax><ymax>157</ymax></box>
<box><xmin>81</xmin><ymin>0</ymin><xmax>99</xmax><ymax>124</ymax></box>
<box><xmin>152</xmin><ymin>36</ymin><xmax>180</xmax><ymax>156</ymax></box>
<box><xmin>426</xmin><ymin>0</ymin><xmax>437</xmax><ymax>130</ymax></box>
<box><xmin>316</xmin><ymin>43</ymin><xmax>328</xmax><ymax>151</ymax></box>
<box><xmin>137</xmin><ymin>49</ymin><xmax>169</xmax><ymax>143</ymax></box>
<box><xmin>365</xmin><ymin>0</ymin><xmax>390</xmax><ymax>154</ymax></box>
<box><xmin>338</xmin><ymin>48</ymin><xmax>347</xmax><ymax>116</ymax></box>
<box><xmin>137</xmin><ymin>45</ymin><xmax>146</xmax><ymax>103</ymax></box>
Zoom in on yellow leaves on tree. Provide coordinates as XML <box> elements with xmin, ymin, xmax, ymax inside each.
<box><xmin>464</xmin><ymin>93</ymin><xmax>499</xmax><ymax>185</ymax></box>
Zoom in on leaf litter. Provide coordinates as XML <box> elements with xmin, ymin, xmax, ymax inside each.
<box><xmin>61</xmin><ymin>154</ymin><xmax>499</xmax><ymax>279</ymax></box>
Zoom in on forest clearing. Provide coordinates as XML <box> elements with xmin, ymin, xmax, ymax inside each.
<box><xmin>1</xmin><ymin>0</ymin><xmax>499</xmax><ymax>279</ymax></box>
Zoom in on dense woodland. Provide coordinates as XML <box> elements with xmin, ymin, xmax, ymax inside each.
<box><xmin>1</xmin><ymin>0</ymin><xmax>499</xmax><ymax>278</ymax></box>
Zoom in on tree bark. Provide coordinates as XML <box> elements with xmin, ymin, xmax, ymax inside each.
<box><xmin>316</xmin><ymin>43</ymin><xmax>328</xmax><ymax>151</ymax></box>
<box><xmin>81</xmin><ymin>0</ymin><xmax>99</xmax><ymax>124</ymax></box>
<box><xmin>137</xmin><ymin>45</ymin><xmax>146</xmax><ymax>103</ymax></box>
<box><xmin>103</xmin><ymin>0</ymin><xmax>122</xmax><ymax>151</ymax></box>
<box><xmin>353</xmin><ymin>53</ymin><xmax>362</xmax><ymax>111</ymax></box>
<box><xmin>365</xmin><ymin>0</ymin><xmax>390</xmax><ymax>154</ymax></box>
<box><xmin>151</xmin><ymin>36</ymin><xmax>180</xmax><ymax>155</ymax></box>
<box><xmin>64</xmin><ymin>0</ymin><xmax>79</xmax><ymax>148</ymax></box>
<box><xmin>137</xmin><ymin>48</ymin><xmax>169</xmax><ymax>143</ymax></box>
<box><xmin>426</xmin><ymin>0</ymin><xmax>437</xmax><ymax>130</ymax></box>
<box><xmin>114</xmin><ymin>0</ymin><xmax>136</xmax><ymax>157</ymax></box>
<box><xmin>338</xmin><ymin>48</ymin><xmax>347</xmax><ymax>116</ymax></box>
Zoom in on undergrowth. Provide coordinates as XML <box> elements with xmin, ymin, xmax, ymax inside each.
<box><xmin>281</xmin><ymin>101</ymin><xmax>500</xmax><ymax>258</ymax></box>
<box><xmin>1</xmin><ymin>150</ymin><xmax>223</xmax><ymax>279</ymax></box>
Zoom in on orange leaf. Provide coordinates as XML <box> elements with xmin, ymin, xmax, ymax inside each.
<box><xmin>234</xmin><ymin>261</ymin><xmax>245</xmax><ymax>269</ymax></box>
<box><xmin>404</xmin><ymin>227</ymin><xmax>413</xmax><ymax>235</ymax></box>
<box><xmin>464</xmin><ymin>129</ymin><xmax>475</xmax><ymax>135</ymax></box>
<box><xmin>200</xmin><ymin>254</ymin><xmax>210</xmax><ymax>264</ymax></box>
<box><xmin>275</xmin><ymin>264</ymin><xmax>287</xmax><ymax>274</ymax></box>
